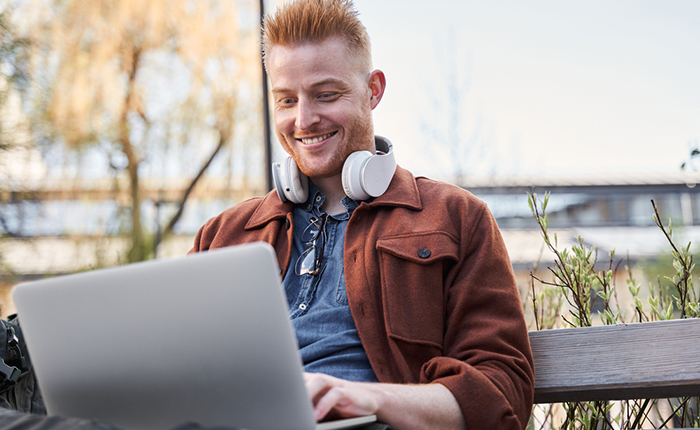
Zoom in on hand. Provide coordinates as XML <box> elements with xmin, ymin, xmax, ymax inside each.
<box><xmin>304</xmin><ymin>372</ymin><xmax>380</xmax><ymax>422</ymax></box>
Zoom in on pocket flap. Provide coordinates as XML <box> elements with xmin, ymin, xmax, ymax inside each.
<box><xmin>376</xmin><ymin>232</ymin><xmax>459</xmax><ymax>264</ymax></box>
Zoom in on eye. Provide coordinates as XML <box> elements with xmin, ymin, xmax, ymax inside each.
<box><xmin>318</xmin><ymin>92</ymin><xmax>339</xmax><ymax>101</ymax></box>
<box><xmin>278</xmin><ymin>97</ymin><xmax>297</xmax><ymax>107</ymax></box>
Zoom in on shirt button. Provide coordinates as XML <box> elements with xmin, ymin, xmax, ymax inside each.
<box><xmin>299</xmin><ymin>303</ymin><xmax>307</xmax><ymax>310</ymax></box>
<box><xmin>418</xmin><ymin>248</ymin><xmax>431</xmax><ymax>258</ymax></box>
<box><xmin>315</xmin><ymin>195</ymin><xmax>322</xmax><ymax>203</ymax></box>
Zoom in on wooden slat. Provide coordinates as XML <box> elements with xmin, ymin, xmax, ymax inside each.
<box><xmin>529</xmin><ymin>319</ymin><xmax>700</xmax><ymax>404</ymax></box>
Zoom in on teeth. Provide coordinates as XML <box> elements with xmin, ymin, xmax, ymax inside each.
<box><xmin>300</xmin><ymin>133</ymin><xmax>334</xmax><ymax>144</ymax></box>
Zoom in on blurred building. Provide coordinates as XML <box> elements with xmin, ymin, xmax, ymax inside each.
<box><xmin>466</xmin><ymin>171</ymin><xmax>700</xmax><ymax>270</ymax></box>
<box><xmin>3</xmin><ymin>169</ymin><xmax>700</xmax><ymax>318</ymax></box>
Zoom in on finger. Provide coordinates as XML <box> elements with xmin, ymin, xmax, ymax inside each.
<box><xmin>304</xmin><ymin>372</ymin><xmax>337</xmax><ymax>402</ymax></box>
<box><xmin>313</xmin><ymin>386</ymin><xmax>344</xmax><ymax>421</ymax></box>
<box><xmin>314</xmin><ymin>385</ymin><xmax>379</xmax><ymax>422</ymax></box>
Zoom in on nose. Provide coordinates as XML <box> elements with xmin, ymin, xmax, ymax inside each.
<box><xmin>295</xmin><ymin>98</ymin><xmax>320</xmax><ymax>130</ymax></box>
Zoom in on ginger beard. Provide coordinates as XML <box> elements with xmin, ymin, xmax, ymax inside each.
<box><xmin>277</xmin><ymin>104</ymin><xmax>375</xmax><ymax>179</ymax></box>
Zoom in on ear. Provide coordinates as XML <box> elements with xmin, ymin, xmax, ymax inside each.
<box><xmin>368</xmin><ymin>69</ymin><xmax>386</xmax><ymax>110</ymax></box>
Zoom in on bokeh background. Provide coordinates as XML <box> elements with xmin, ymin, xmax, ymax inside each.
<box><xmin>1</xmin><ymin>0</ymin><xmax>700</xmax><ymax>320</ymax></box>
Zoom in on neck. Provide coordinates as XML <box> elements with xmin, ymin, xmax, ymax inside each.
<box><xmin>313</xmin><ymin>174</ymin><xmax>348</xmax><ymax>215</ymax></box>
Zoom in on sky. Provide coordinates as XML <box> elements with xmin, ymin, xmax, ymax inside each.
<box><xmin>5</xmin><ymin>0</ymin><xmax>699</xmax><ymax>183</ymax></box>
<box><xmin>340</xmin><ymin>0</ymin><xmax>700</xmax><ymax>179</ymax></box>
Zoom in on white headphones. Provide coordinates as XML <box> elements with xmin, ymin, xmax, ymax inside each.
<box><xmin>272</xmin><ymin>135</ymin><xmax>397</xmax><ymax>204</ymax></box>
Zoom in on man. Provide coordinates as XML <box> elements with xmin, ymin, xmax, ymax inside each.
<box><xmin>190</xmin><ymin>0</ymin><xmax>534</xmax><ymax>429</ymax></box>
<box><xmin>0</xmin><ymin>0</ymin><xmax>532</xmax><ymax>428</ymax></box>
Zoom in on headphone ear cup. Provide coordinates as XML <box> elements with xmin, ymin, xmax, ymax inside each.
<box><xmin>272</xmin><ymin>162</ymin><xmax>287</xmax><ymax>203</ymax></box>
<box><xmin>359</xmin><ymin>148</ymin><xmax>396</xmax><ymax>198</ymax></box>
<box><xmin>279</xmin><ymin>157</ymin><xmax>309</xmax><ymax>204</ymax></box>
<box><xmin>276</xmin><ymin>137</ymin><xmax>396</xmax><ymax>203</ymax></box>
<box><xmin>342</xmin><ymin>151</ymin><xmax>373</xmax><ymax>201</ymax></box>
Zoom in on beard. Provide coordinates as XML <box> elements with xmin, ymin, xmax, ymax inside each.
<box><xmin>279</xmin><ymin>108</ymin><xmax>375</xmax><ymax>179</ymax></box>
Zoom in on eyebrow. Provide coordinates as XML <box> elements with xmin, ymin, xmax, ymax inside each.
<box><xmin>271</xmin><ymin>78</ymin><xmax>351</xmax><ymax>95</ymax></box>
<box><xmin>310</xmin><ymin>78</ymin><xmax>350</xmax><ymax>89</ymax></box>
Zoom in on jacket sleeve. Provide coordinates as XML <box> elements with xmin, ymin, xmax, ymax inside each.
<box><xmin>420</xmin><ymin>206</ymin><xmax>534</xmax><ymax>430</ymax></box>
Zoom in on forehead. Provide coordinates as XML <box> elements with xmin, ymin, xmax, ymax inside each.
<box><xmin>267</xmin><ymin>38</ymin><xmax>365</xmax><ymax>90</ymax></box>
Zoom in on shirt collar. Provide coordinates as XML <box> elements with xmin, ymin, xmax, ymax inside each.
<box><xmin>245</xmin><ymin>165</ymin><xmax>422</xmax><ymax>230</ymax></box>
<box><xmin>300</xmin><ymin>181</ymin><xmax>359</xmax><ymax>220</ymax></box>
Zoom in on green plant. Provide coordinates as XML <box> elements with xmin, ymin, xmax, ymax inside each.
<box><xmin>527</xmin><ymin>191</ymin><xmax>700</xmax><ymax>430</ymax></box>
<box><xmin>651</xmin><ymin>200</ymin><xmax>699</xmax><ymax>319</ymax></box>
<box><xmin>527</xmin><ymin>191</ymin><xmax>620</xmax><ymax>329</ymax></box>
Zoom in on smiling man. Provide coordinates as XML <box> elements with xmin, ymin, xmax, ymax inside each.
<box><xmin>267</xmin><ymin>37</ymin><xmax>382</xmax><ymax>216</ymax></box>
<box><xmin>190</xmin><ymin>0</ymin><xmax>535</xmax><ymax>429</ymax></box>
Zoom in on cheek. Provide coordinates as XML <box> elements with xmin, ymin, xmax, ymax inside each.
<box><xmin>329</xmin><ymin>101</ymin><xmax>368</xmax><ymax>126</ymax></box>
<box><xmin>274</xmin><ymin>107</ymin><xmax>297</xmax><ymax>129</ymax></box>
<box><xmin>276</xmin><ymin>131</ymin><xmax>293</xmax><ymax>154</ymax></box>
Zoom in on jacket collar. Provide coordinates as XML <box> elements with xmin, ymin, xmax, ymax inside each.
<box><xmin>245</xmin><ymin>191</ymin><xmax>294</xmax><ymax>230</ymax></box>
<box><xmin>245</xmin><ymin>164</ymin><xmax>422</xmax><ymax>230</ymax></box>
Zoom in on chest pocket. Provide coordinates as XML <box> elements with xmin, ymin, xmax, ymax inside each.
<box><xmin>376</xmin><ymin>232</ymin><xmax>459</xmax><ymax>350</ymax></box>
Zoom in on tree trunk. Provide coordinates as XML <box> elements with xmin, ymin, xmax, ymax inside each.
<box><xmin>120</xmin><ymin>47</ymin><xmax>146</xmax><ymax>263</ymax></box>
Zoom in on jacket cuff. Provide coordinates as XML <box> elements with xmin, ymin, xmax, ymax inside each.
<box><xmin>421</xmin><ymin>358</ymin><xmax>531</xmax><ymax>430</ymax></box>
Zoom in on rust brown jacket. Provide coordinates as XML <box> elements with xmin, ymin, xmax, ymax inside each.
<box><xmin>190</xmin><ymin>166</ymin><xmax>535</xmax><ymax>430</ymax></box>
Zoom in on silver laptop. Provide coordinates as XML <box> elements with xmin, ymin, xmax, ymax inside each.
<box><xmin>12</xmin><ymin>242</ymin><xmax>376</xmax><ymax>430</ymax></box>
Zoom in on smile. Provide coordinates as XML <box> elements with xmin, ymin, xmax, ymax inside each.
<box><xmin>298</xmin><ymin>132</ymin><xmax>336</xmax><ymax>145</ymax></box>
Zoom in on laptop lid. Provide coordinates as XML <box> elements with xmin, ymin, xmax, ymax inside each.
<box><xmin>12</xmin><ymin>242</ymin><xmax>373</xmax><ymax>430</ymax></box>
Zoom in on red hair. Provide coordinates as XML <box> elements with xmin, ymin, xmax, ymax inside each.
<box><xmin>262</xmin><ymin>0</ymin><xmax>372</xmax><ymax>72</ymax></box>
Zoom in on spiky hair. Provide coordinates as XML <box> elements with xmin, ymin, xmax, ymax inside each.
<box><xmin>262</xmin><ymin>0</ymin><xmax>372</xmax><ymax>72</ymax></box>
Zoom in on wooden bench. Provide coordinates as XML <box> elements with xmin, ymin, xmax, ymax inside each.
<box><xmin>529</xmin><ymin>318</ymin><xmax>700</xmax><ymax>429</ymax></box>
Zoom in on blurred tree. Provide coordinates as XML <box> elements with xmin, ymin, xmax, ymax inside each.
<box><xmin>0</xmin><ymin>8</ymin><xmax>29</xmax><ymax>146</ymax></box>
<box><xmin>0</xmin><ymin>7</ymin><xmax>31</xmax><ymax>237</ymax></box>
<box><xmin>20</xmin><ymin>0</ymin><xmax>259</xmax><ymax>262</ymax></box>
<box><xmin>1</xmin><ymin>7</ymin><xmax>32</xmax><ymax>304</ymax></box>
